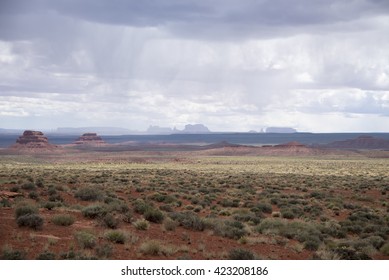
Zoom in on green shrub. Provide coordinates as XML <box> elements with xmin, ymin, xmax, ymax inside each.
<box><xmin>21</xmin><ymin>182</ymin><xmax>36</xmax><ymax>190</ymax></box>
<box><xmin>228</xmin><ymin>248</ymin><xmax>255</xmax><ymax>260</ymax></box>
<box><xmin>75</xmin><ymin>187</ymin><xmax>103</xmax><ymax>201</ymax></box>
<box><xmin>82</xmin><ymin>204</ymin><xmax>107</xmax><ymax>219</ymax></box>
<box><xmin>102</xmin><ymin>213</ymin><xmax>119</xmax><ymax>229</ymax></box>
<box><xmin>122</xmin><ymin>212</ymin><xmax>133</xmax><ymax>223</ymax></box>
<box><xmin>144</xmin><ymin>208</ymin><xmax>164</xmax><ymax>223</ymax></box>
<box><xmin>133</xmin><ymin>218</ymin><xmax>150</xmax><ymax>230</ymax></box>
<box><xmin>41</xmin><ymin>201</ymin><xmax>59</xmax><ymax>210</ymax></box>
<box><xmin>255</xmin><ymin>203</ymin><xmax>273</xmax><ymax>214</ymax></box>
<box><xmin>219</xmin><ymin>199</ymin><xmax>239</xmax><ymax>208</ymax></box>
<box><xmin>51</xmin><ymin>214</ymin><xmax>75</xmax><ymax>226</ymax></box>
<box><xmin>35</xmin><ymin>178</ymin><xmax>44</xmax><ymax>188</ymax></box>
<box><xmin>107</xmin><ymin>201</ymin><xmax>130</xmax><ymax>214</ymax></box>
<box><xmin>281</xmin><ymin>210</ymin><xmax>295</xmax><ymax>219</ymax></box>
<box><xmin>212</xmin><ymin>220</ymin><xmax>248</xmax><ymax>240</ymax></box>
<box><xmin>36</xmin><ymin>251</ymin><xmax>56</xmax><ymax>260</ymax></box>
<box><xmin>0</xmin><ymin>198</ymin><xmax>11</xmax><ymax>208</ymax></box>
<box><xmin>333</xmin><ymin>245</ymin><xmax>372</xmax><ymax>260</ymax></box>
<box><xmin>48</xmin><ymin>193</ymin><xmax>63</xmax><ymax>202</ymax></box>
<box><xmin>133</xmin><ymin>199</ymin><xmax>153</xmax><ymax>214</ymax></box>
<box><xmin>28</xmin><ymin>191</ymin><xmax>39</xmax><ymax>200</ymax></box>
<box><xmin>95</xmin><ymin>243</ymin><xmax>113</xmax><ymax>259</ymax></box>
<box><xmin>139</xmin><ymin>240</ymin><xmax>161</xmax><ymax>256</ymax></box>
<box><xmin>75</xmin><ymin>231</ymin><xmax>96</xmax><ymax>249</ymax></box>
<box><xmin>15</xmin><ymin>204</ymin><xmax>38</xmax><ymax>218</ymax></box>
<box><xmin>365</xmin><ymin>236</ymin><xmax>385</xmax><ymax>250</ymax></box>
<box><xmin>105</xmin><ymin>230</ymin><xmax>127</xmax><ymax>244</ymax></box>
<box><xmin>380</xmin><ymin>243</ymin><xmax>389</xmax><ymax>256</ymax></box>
<box><xmin>59</xmin><ymin>250</ymin><xmax>97</xmax><ymax>260</ymax></box>
<box><xmin>169</xmin><ymin>211</ymin><xmax>205</xmax><ymax>231</ymax></box>
<box><xmin>163</xmin><ymin>218</ymin><xmax>178</xmax><ymax>231</ymax></box>
<box><xmin>17</xmin><ymin>214</ymin><xmax>44</xmax><ymax>230</ymax></box>
<box><xmin>304</xmin><ymin>236</ymin><xmax>321</xmax><ymax>251</ymax></box>
<box><xmin>1</xmin><ymin>247</ymin><xmax>26</xmax><ymax>260</ymax></box>
<box><xmin>234</xmin><ymin>213</ymin><xmax>262</xmax><ymax>225</ymax></box>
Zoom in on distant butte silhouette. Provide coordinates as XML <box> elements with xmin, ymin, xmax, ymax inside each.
<box><xmin>73</xmin><ymin>133</ymin><xmax>106</xmax><ymax>145</ymax></box>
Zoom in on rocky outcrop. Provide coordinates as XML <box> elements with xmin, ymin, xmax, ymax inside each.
<box><xmin>275</xmin><ymin>141</ymin><xmax>306</xmax><ymax>148</ymax></box>
<box><xmin>10</xmin><ymin>130</ymin><xmax>56</xmax><ymax>149</ymax></box>
<box><xmin>74</xmin><ymin>133</ymin><xmax>106</xmax><ymax>145</ymax></box>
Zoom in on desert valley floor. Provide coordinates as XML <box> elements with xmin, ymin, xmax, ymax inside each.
<box><xmin>1</xmin><ymin>142</ymin><xmax>389</xmax><ymax>260</ymax></box>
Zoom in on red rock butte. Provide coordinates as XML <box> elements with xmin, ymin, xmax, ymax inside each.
<box><xmin>10</xmin><ymin>130</ymin><xmax>56</xmax><ymax>149</ymax></box>
<box><xmin>74</xmin><ymin>133</ymin><xmax>106</xmax><ymax>145</ymax></box>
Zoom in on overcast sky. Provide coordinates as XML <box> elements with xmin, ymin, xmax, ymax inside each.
<box><xmin>1</xmin><ymin>0</ymin><xmax>388</xmax><ymax>132</ymax></box>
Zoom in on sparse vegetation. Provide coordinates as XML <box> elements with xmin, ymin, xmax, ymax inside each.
<box><xmin>74</xmin><ymin>231</ymin><xmax>97</xmax><ymax>249</ymax></box>
<box><xmin>228</xmin><ymin>248</ymin><xmax>256</xmax><ymax>260</ymax></box>
<box><xmin>133</xmin><ymin>218</ymin><xmax>150</xmax><ymax>230</ymax></box>
<box><xmin>17</xmin><ymin>214</ymin><xmax>44</xmax><ymax>230</ymax></box>
<box><xmin>51</xmin><ymin>214</ymin><xmax>75</xmax><ymax>226</ymax></box>
<box><xmin>0</xmin><ymin>152</ymin><xmax>388</xmax><ymax>260</ymax></box>
<box><xmin>105</xmin><ymin>230</ymin><xmax>127</xmax><ymax>244</ymax></box>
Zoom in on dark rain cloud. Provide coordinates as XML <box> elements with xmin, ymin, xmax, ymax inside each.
<box><xmin>2</xmin><ymin>0</ymin><xmax>389</xmax><ymax>41</ymax></box>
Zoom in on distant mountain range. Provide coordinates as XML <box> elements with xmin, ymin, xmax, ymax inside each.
<box><xmin>0</xmin><ymin>125</ymin><xmax>300</xmax><ymax>135</ymax></box>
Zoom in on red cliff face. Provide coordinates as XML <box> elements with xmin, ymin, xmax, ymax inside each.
<box><xmin>74</xmin><ymin>133</ymin><xmax>106</xmax><ymax>145</ymax></box>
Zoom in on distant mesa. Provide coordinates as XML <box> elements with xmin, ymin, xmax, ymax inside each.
<box><xmin>180</xmin><ymin>124</ymin><xmax>210</xmax><ymax>134</ymax></box>
<box><xmin>73</xmin><ymin>133</ymin><xmax>106</xmax><ymax>145</ymax></box>
<box><xmin>147</xmin><ymin>124</ymin><xmax>211</xmax><ymax>134</ymax></box>
<box><xmin>265</xmin><ymin>127</ymin><xmax>297</xmax><ymax>133</ymax></box>
<box><xmin>325</xmin><ymin>135</ymin><xmax>389</xmax><ymax>150</ymax></box>
<box><xmin>9</xmin><ymin>130</ymin><xmax>57</xmax><ymax>150</ymax></box>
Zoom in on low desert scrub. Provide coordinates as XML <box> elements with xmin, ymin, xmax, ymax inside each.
<box><xmin>101</xmin><ymin>213</ymin><xmax>119</xmax><ymax>229</ymax></box>
<box><xmin>51</xmin><ymin>214</ymin><xmax>75</xmax><ymax>226</ymax></box>
<box><xmin>105</xmin><ymin>230</ymin><xmax>127</xmax><ymax>244</ymax></box>
<box><xmin>139</xmin><ymin>240</ymin><xmax>162</xmax><ymax>256</ymax></box>
<box><xmin>133</xmin><ymin>218</ymin><xmax>150</xmax><ymax>230</ymax></box>
<box><xmin>133</xmin><ymin>199</ymin><xmax>153</xmax><ymax>214</ymax></box>
<box><xmin>163</xmin><ymin>217</ymin><xmax>178</xmax><ymax>231</ymax></box>
<box><xmin>75</xmin><ymin>187</ymin><xmax>103</xmax><ymax>201</ymax></box>
<box><xmin>143</xmin><ymin>208</ymin><xmax>164</xmax><ymax>224</ymax></box>
<box><xmin>211</xmin><ymin>219</ymin><xmax>248</xmax><ymax>240</ymax></box>
<box><xmin>17</xmin><ymin>214</ymin><xmax>44</xmax><ymax>230</ymax></box>
<box><xmin>15</xmin><ymin>204</ymin><xmax>38</xmax><ymax>218</ymax></box>
<box><xmin>1</xmin><ymin>246</ymin><xmax>26</xmax><ymax>260</ymax></box>
<box><xmin>139</xmin><ymin>240</ymin><xmax>177</xmax><ymax>256</ymax></box>
<box><xmin>82</xmin><ymin>204</ymin><xmax>108</xmax><ymax>219</ymax></box>
<box><xmin>95</xmin><ymin>243</ymin><xmax>113</xmax><ymax>259</ymax></box>
<box><xmin>228</xmin><ymin>248</ymin><xmax>256</xmax><ymax>260</ymax></box>
<box><xmin>21</xmin><ymin>182</ymin><xmax>36</xmax><ymax>191</ymax></box>
<box><xmin>36</xmin><ymin>251</ymin><xmax>56</xmax><ymax>260</ymax></box>
<box><xmin>169</xmin><ymin>211</ymin><xmax>205</xmax><ymax>231</ymax></box>
<box><xmin>74</xmin><ymin>231</ymin><xmax>97</xmax><ymax>249</ymax></box>
<box><xmin>256</xmin><ymin>218</ymin><xmax>322</xmax><ymax>246</ymax></box>
<box><xmin>380</xmin><ymin>243</ymin><xmax>389</xmax><ymax>256</ymax></box>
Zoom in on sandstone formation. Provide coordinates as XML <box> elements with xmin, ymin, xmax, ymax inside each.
<box><xmin>74</xmin><ymin>133</ymin><xmax>106</xmax><ymax>145</ymax></box>
<box><xmin>10</xmin><ymin>130</ymin><xmax>56</xmax><ymax>149</ymax></box>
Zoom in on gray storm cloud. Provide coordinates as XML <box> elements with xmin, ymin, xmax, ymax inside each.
<box><xmin>0</xmin><ymin>0</ymin><xmax>388</xmax><ymax>132</ymax></box>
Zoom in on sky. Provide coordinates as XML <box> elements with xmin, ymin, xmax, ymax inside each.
<box><xmin>0</xmin><ymin>0</ymin><xmax>388</xmax><ymax>132</ymax></box>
